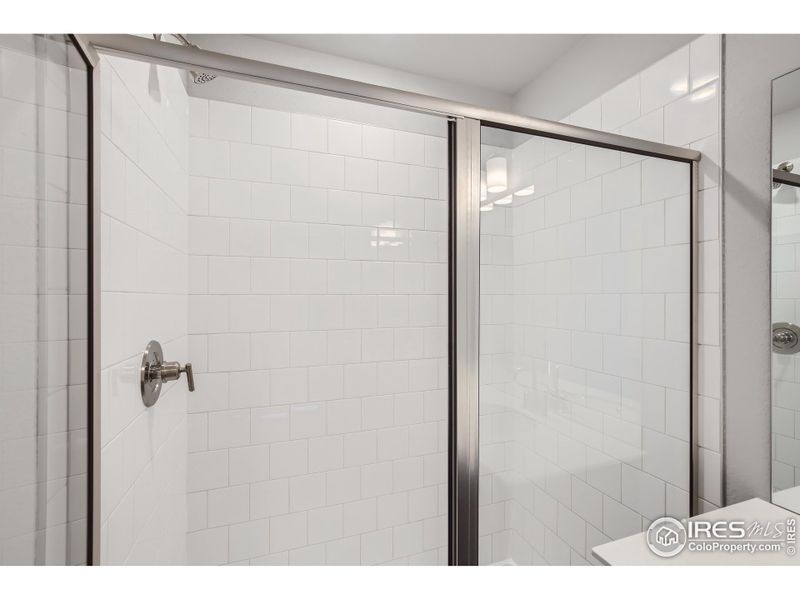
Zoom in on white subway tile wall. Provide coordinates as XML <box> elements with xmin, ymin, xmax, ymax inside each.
<box><xmin>99</xmin><ymin>55</ymin><xmax>189</xmax><ymax>564</ymax></box>
<box><xmin>186</xmin><ymin>94</ymin><xmax>449</xmax><ymax>565</ymax></box>
<box><xmin>0</xmin><ymin>35</ymin><xmax>89</xmax><ymax>565</ymax></box>
<box><xmin>478</xmin><ymin>34</ymin><xmax>722</xmax><ymax>565</ymax></box>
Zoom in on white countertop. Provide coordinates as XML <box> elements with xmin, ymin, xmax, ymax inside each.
<box><xmin>773</xmin><ymin>486</ymin><xmax>800</xmax><ymax>515</ymax></box>
<box><xmin>592</xmin><ymin>498</ymin><xmax>800</xmax><ymax>565</ymax></box>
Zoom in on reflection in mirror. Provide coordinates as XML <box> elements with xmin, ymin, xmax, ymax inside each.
<box><xmin>771</xmin><ymin>68</ymin><xmax>800</xmax><ymax>513</ymax></box>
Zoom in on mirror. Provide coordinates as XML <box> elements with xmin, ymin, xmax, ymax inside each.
<box><xmin>771</xmin><ymin>68</ymin><xmax>800</xmax><ymax>513</ymax></box>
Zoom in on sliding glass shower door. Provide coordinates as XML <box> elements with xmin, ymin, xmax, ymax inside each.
<box><xmin>0</xmin><ymin>34</ymin><xmax>89</xmax><ymax>565</ymax></box>
<box><xmin>97</xmin><ymin>51</ymin><xmax>450</xmax><ymax>565</ymax></box>
<box><xmin>477</xmin><ymin>125</ymin><xmax>691</xmax><ymax>565</ymax></box>
<box><xmin>185</xmin><ymin>81</ymin><xmax>451</xmax><ymax>565</ymax></box>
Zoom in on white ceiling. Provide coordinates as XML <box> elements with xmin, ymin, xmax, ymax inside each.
<box><xmin>252</xmin><ymin>34</ymin><xmax>583</xmax><ymax>95</ymax></box>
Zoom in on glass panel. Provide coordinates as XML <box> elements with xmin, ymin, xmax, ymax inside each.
<box><xmin>477</xmin><ymin>125</ymin><xmax>691</xmax><ymax>565</ymax></box>
<box><xmin>771</xmin><ymin>68</ymin><xmax>800</xmax><ymax>512</ymax></box>
<box><xmin>98</xmin><ymin>52</ymin><xmax>449</xmax><ymax>564</ymax></box>
<box><xmin>0</xmin><ymin>35</ymin><xmax>89</xmax><ymax>565</ymax></box>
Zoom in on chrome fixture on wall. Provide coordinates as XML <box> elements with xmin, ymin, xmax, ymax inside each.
<box><xmin>140</xmin><ymin>340</ymin><xmax>195</xmax><ymax>407</ymax></box>
<box><xmin>773</xmin><ymin>161</ymin><xmax>794</xmax><ymax>190</ymax></box>
<box><xmin>772</xmin><ymin>322</ymin><xmax>800</xmax><ymax>354</ymax></box>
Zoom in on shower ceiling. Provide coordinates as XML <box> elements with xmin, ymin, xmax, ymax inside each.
<box><xmin>252</xmin><ymin>34</ymin><xmax>584</xmax><ymax>94</ymax></box>
<box><xmin>251</xmin><ymin>34</ymin><xmax>698</xmax><ymax>99</ymax></box>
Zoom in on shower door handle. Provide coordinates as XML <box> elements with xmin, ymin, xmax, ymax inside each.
<box><xmin>140</xmin><ymin>340</ymin><xmax>196</xmax><ymax>407</ymax></box>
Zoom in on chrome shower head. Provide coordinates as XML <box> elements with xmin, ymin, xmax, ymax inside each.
<box><xmin>155</xmin><ymin>34</ymin><xmax>217</xmax><ymax>85</ymax></box>
<box><xmin>190</xmin><ymin>71</ymin><xmax>216</xmax><ymax>85</ymax></box>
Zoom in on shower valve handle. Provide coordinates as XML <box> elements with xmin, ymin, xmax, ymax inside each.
<box><xmin>158</xmin><ymin>360</ymin><xmax>195</xmax><ymax>392</ymax></box>
<box><xmin>183</xmin><ymin>363</ymin><xmax>195</xmax><ymax>392</ymax></box>
<box><xmin>140</xmin><ymin>340</ymin><xmax>196</xmax><ymax>406</ymax></box>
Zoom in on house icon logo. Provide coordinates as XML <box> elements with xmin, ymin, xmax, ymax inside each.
<box><xmin>646</xmin><ymin>517</ymin><xmax>687</xmax><ymax>558</ymax></box>
<box><xmin>656</xmin><ymin>526</ymin><xmax>679</xmax><ymax>546</ymax></box>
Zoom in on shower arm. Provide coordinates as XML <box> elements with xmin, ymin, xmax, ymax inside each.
<box><xmin>152</xmin><ymin>34</ymin><xmax>217</xmax><ymax>84</ymax></box>
<box><xmin>151</xmin><ymin>33</ymin><xmax>193</xmax><ymax>47</ymax></box>
<box><xmin>170</xmin><ymin>34</ymin><xmax>195</xmax><ymax>49</ymax></box>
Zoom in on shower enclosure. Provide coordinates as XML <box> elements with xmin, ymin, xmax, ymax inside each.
<box><xmin>0</xmin><ymin>34</ymin><xmax>700</xmax><ymax>565</ymax></box>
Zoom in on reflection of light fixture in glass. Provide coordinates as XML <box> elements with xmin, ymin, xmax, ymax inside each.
<box><xmin>515</xmin><ymin>184</ymin><xmax>535</xmax><ymax>196</ymax></box>
<box><xmin>670</xmin><ymin>80</ymin><xmax>688</xmax><ymax>95</ymax></box>
<box><xmin>480</xmin><ymin>202</ymin><xmax>494</xmax><ymax>212</ymax></box>
<box><xmin>690</xmin><ymin>86</ymin><xmax>715</xmax><ymax>102</ymax></box>
<box><xmin>371</xmin><ymin>228</ymin><xmax>404</xmax><ymax>247</ymax></box>
<box><xmin>480</xmin><ymin>170</ymin><xmax>487</xmax><ymax>201</ymax></box>
<box><xmin>495</xmin><ymin>195</ymin><xmax>512</xmax><ymax>206</ymax></box>
<box><xmin>486</xmin><ymin>157</ymin><xmax>507</xmax><ymax>193</ymax></box>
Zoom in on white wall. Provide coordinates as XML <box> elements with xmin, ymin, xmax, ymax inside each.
<box><xmin>98</xmin><ymin>55</ymin><xmax>189</xmax><ymax>565</ymax></box>
<box><xmin>512</xmin><ymin>35</ymin><xmax>698</xmax><ymax>121</ymax></box>
<box><xmin>190</xmin><ymin>75</ymin><xmax>447</xmax><ymax>139</ymax></box>
<box><xmin>0</xmin><ymin>34</ymin><xmax>88</xmax><ymax>565</ymax></box>
<box><xmin>184</xmin><ymin>84</ymin><xmax>449</xmax><ymax>565</ymax></box>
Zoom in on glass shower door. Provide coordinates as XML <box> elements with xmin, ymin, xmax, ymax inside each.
<box><xmin>477</xmin><ymin>125</ymin><xmax>691</xmax><ymax>565</ymax></box>
<box><xmin>184</xmin><ymin>78</ymin><xmax>452</xmax><ymax>565</ymax></box>
<box><xmin>0</xmin><ymin>34</ymin><xmax>89</xmax><ymax>565</ymax></box>
<box><xmin>96</xmin><ymin>49</ymin><xmax>450</xmax><ymax>565</ymax></box>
